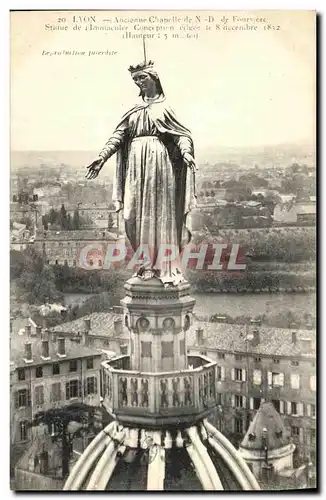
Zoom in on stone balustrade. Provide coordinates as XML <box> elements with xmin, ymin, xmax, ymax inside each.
<box><xmin>102</xmin><ymin>354</ymin><xmax>217</xmax><ymax>427</ymax></box>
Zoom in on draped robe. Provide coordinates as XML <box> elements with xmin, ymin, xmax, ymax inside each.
<box><xmin>99</xmin><ymin>95</ymin><xmax>197</xmax><ymax>284</ymax></box>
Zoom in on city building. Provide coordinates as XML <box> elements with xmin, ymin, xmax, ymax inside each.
<box><xmin>64</xmin><ymin>277</ymin><xmax>260</xmax><ymax>491</ymax></box>
<box><xmin>295</xmin><ymin>201</ymin><xmax>316</xmax><ymax>225</ymax></box>
<box><xmin>10</xmin><ymin>327</ymin><xmax>103</xmax><ymax>472</ymax></box>
<box><xmin>10</xmin><ymin>222</ymin><xmax>32</xmax><ymax>251</ymax></box>
<box><xmin>33</xmin><ymin>229</ymin><xmax>122</xmax><ymax>267</ymax></box>
<box><xmin>187</xmin><ymin>320</ymin><xmax>316</xmax><ymax>465</ymax></box>
<box><xmin>64</xmin><ymin>204</ymin><xmax>118</xmax><ymax>226</ymax></box>
<box><xmin>49</xmin><ymin>308</ymin><xmax>129</xmax><ymax>354</ymax></box>
<box><xmin>273</xmin><ymin>199</ymin><xmax>316</xmax><ymax>226</ymax></box>
<box><xmin>10</xmin><ymin>201</ymin><xmax>39</xmax><ymax>225</ymax></box>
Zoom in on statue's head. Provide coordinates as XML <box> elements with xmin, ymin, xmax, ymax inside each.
<box><xmin>132</xmin><ymin>71</ymin><xmax>157</xmax><ymax>96</ymax></box>
<box><xmin>129</xmin><ymin>61</ymin><xmax>163</xmax><ymax>98</ymax></box>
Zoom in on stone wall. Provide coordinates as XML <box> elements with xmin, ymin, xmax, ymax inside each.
<box><xmin>14</xmin><ymin>468</ymin><xmax>64</xmax><ymax>491</ymax></box>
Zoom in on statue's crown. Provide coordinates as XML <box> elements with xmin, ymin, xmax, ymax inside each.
<box><xmin>128</xmin><ymin>60</ymin><xmax>154</xmax><ymax>74</ymax></box>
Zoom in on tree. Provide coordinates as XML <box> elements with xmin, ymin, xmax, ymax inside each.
<box><xmin>72</xmin><ymin>209</ymin><xmax>80</xmax><ymax>230</ymax></box>
<box><xmin>79</xmin><ymin>214</ymin><xmax>93</xmax><ymax>228</ymax></box>
<box><xmin>60</xmin><ymin>204</ymin><xmax>68</xmax><ymax>230</ymax></box>
<box><xmin>30</xmin><ymin>403</ymin><xmax>102</xmax><ymax>478</ymax></box>
<box><xmin>48</xmin><ymin>208</ymin><xmax>57</xmax><ymax>225</ymax></box>
<box><xmin>10</xmin><ymin>250</ymin><xmax>25</xmax><ymax>278</ymax></box>
<box><xmin>17</xmin><ymin>216</ymin><xmax>33</xmax><ymax>230</ymax></box>
<box><xmin>11</xmin><ymin>248</ymin><xmax>63</xmax><ymax>304</ymax></box>
<box><xmin>42</xmin><ymin>215</ymin><xmax>49</xmax><ymax>230</ymax></box>
<box><xmin>107</xmin><ymin>213</ymin><xmax>114</xmax><ymax>230</ymax></box>
<box><xmin>67</xmin><ymin>213</ymin><xmax>73</xmax><ymax>230</ymax></box>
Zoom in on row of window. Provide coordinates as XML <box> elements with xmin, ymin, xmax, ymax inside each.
<box><xmin>17</xmin><ymin>358</ymin><xmax>94</xmax><ymax>381</ymax></box>
<box><xmin>14</xmin><ymin>376</ymin><xmax>98</xmax><ymax>408</ymax></box>
<box><xmin>50</xmin><ymin>259</ymin><xmax>103</xmax><ymax>267</ymax></box>
<box><xmin>216</xmin><ymin>366</ymin><xmax>316</xmax><ymax>391</ymax></box>
<box><xmin>222</xmin><ymin>394</ymin><xmax>316</xmax><ymax>417</ymax></box>
<box><xmin>213</xmin><ymin>352</ymin><xmax>315</xmax><ymax>368</ymax></box>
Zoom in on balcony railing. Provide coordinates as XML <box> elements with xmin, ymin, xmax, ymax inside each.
<box><xmin>101</xmin><ymin>354</ymin><xmax>217</xmax><ymax>426</ymax></box>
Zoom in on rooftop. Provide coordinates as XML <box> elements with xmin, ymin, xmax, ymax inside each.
<box><xmin>65</xmin><ymin>204</ymin><xmax>115</xmax><ymax>211</ymax></box>
<box><xmin>10</xmin><ymin>334</ymin><xmax>102</xmax><ymax>368</ymax></box>
<box><xmin>188</xmin><ymin>322</ymin><xmax>316</xmax><ymax>358</ymax></box>
<box><xmin>49</xmin><ymin>311</ymin><xmax>127</xmax><ymax>339</ymax></box>
<box><xmin>240</xmin><ymin>402</ymin><xmax>289</xmax><ymax>451</ymax></box>
<box><xmin>295</xmin><ymin>203</ymin><xmax>316</xmax><ymax>215</ymax></box>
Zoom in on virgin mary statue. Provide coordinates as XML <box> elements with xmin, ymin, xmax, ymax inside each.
<box><xmin>86</xmin><ymin>60</ymin><xmax>197</xmax><ymax>285</ymax></box>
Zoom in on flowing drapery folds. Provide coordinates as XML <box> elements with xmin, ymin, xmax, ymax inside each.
<box><xmin>98</xmin><ymin>95</ymin><xmax>197</xmax><ymax>284</ymax></box>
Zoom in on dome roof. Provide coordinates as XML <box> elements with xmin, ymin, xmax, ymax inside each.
<box><xmin>64</xmin><ymin>420</ymin><xmax>260</xmax><ymax>491</ymax></box>
<box><xmin>240</xmin><ymin>402</ymin><xmax>289</xmax><ymax>451</ymax></box>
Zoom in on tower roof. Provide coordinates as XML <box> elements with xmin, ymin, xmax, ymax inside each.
<box><xmin>240</xmin><ymin>402</ymin><xmax>288</xmax><ymax>451</ymax></box>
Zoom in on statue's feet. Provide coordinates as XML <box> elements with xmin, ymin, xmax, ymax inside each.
<box><xmin>134</xmin><ymin>265</ymin><xmax>158</xmax><ymax>281</ymax></box>
<box><xmin>142</xmin><ymin>269</ymin><xmax>156</xmax><ymax>280</ymax></box>
<box><xmin>133</xmin><ymin>265</ymin><xmax>185</xmax><ymax>286</ymax></box>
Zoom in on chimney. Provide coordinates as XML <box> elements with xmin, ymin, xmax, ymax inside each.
<box><xmin>215</xmin><ymin>315</ymin><xmax>227</xmax><ymax>323</ymax></box>
<box><xmin>252</xmin><ymin>329</ymin><xmax>260</xmax><ymax>346</ymax></box>
<box><xmin>24</xmin><ymin>342</ymin><xmax>32</xmax><ymax>362</ymax></box>
<box><xmin>42</xmin><ymin>317</ymin><xmax>48</xmax><ymax>330</ymax></box>
<box><xmin>25</xmin><ymin>324</ymin><xmax>32</xmax><ymax>337</ymax></box>
<box><xmin>10</xmin><ymin>317</ymin><xmax>14</xmax><ymax>334</ymax></box>
<box><xmin>292</xmin><ymin>331</ymin><xmax>297</xmax><ymax>344</ymax></box>
<box><xmin>120</xmin><ymin>344</ymin><xmax>128</xmax><ymax>355</ymax></box>
<box><xmin>43</xmin><ymin>328</ymin><xmax>52</xmax><ymax>341</ymax></box>
<box><xmin>114</xmin><ymin>318</ymin><xmax>123</xmax><ymax>335</ymax></box>
<box><xmin>82</xmin><ymin>319</ymin><xmax>91</xmax><ymax>345</ymax></box>
<box><xmin>299</xmin><ymin>337</ymin><xmax>313</xmax><ymax>355</ymax></box>
<box><xmin>36</xmin><ymin>325</ymin><xmax>42</xmax><ymax>337</ymax></box>
<box><xmin>196</xmin><ymin>328</ymin><xmax>204</xmax><ymax>345</ymax></box>
<box><xmin>84</xmin><ymin>318</ymin><xmax>91</xmax><ymax>332</ymax></box>
<box><xmin>41</xmin><ymin>339</ymin><xmax>49</xmax><ymax>359</ymax></box>
<box><xmin>250</xmin><ymin>318</ymin><xmax>262</xmax><ymax>327</ymax></box>
<box><xmin>57</xmin><ymin>337</ymin><xmax>66</xmax><ymax>356</ymax></box>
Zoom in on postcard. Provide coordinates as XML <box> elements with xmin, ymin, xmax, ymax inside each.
<box><xmin>10</xmin><ymin>10</ymin><xmax>316</xmax><ymax>491</ymax></box>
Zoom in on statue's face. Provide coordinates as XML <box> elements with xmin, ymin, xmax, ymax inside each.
<box><xmin>132</xmin><ymin>71</ymin><xmax>157</xmax><ymax>95</ymax></box>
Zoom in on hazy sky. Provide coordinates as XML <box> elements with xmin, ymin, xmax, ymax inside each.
<box><xmin>11</xmin><ymin>10</ymin><xmax>315</xmax><ymax>152</ymax></box>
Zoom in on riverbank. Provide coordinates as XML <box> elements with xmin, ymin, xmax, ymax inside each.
<box><xmin>186</xmin><ymin>267</ymin><xmax>315</xmax><ymax>293</ymax></box>
<box><xmin>192</xmin><ymin>290</ymin><xmax>315</xmax><ymax>327</ymax></box>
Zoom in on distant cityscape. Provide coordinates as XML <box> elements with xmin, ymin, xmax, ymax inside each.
<box><xmin>10</xmin><ymin>145</ymin><xmax>316</xmax><ymax>490</ymax></box>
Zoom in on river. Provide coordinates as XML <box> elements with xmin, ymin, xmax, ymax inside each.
<box><xmin>192</xmin><ymin>291</ymin><xmax>316</xmax><ymax>319</ymax></box>
<box><xmin>64</xmin><ymin>291</ymin><xmax>316</xmax><ymax>321</ymax></box>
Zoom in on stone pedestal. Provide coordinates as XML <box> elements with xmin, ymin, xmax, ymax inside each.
<box><xmin>101</xmin><ymin>277</ymin><xmax>218</xmax><ymax>427</ymax></box>
<box><xmin>121</xmin><ymin>277</ymin><xmax>195</xmax><ymax>373</ymax></box>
